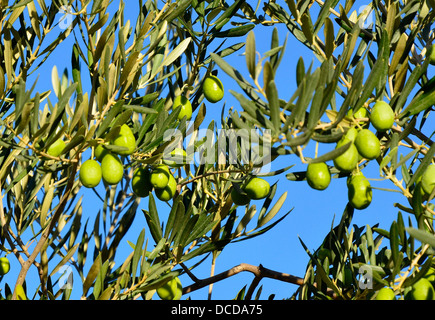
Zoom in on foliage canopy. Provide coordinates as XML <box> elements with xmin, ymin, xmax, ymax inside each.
<box><xmin>0</xmin><ymin>0</ymin><xmax>435</xmax><ymax>301</ymax></box>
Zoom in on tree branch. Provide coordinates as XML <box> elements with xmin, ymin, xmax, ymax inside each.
<box><xmin>11</xmin><ymin>161</ymin><xmax>79</xmax><ymax>300</ymax></box>
<box><xmin>182</xmin><ymin>262</ymin><xmax>332</xmax><ymax>299</ymax></box>
<box><xmin>183</xmin><ymin>262</ymin><xmax>339</xmax><ymax>299</ymax></box>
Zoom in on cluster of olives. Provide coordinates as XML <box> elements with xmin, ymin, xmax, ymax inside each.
<box><xmin>148</xmin><ymin>164</ymin><xmax>177</xmax><ymax>201</ymax></box>
<box><xmin>375</xmin><ymin>267</ymin><xmax>435</xmax><ymax>300</ymax></box>
<box><xmin>171</xmin><ymin>74</ymin><xmax>224</xmax><ymax>122</ymax></box>
<box><xmin>151</xmin><ymin>76</ymin><xmax>223</xmax><ymax>300</ymax></box>
<box><xmin>79</xmin><ymin>124</ymin><xmax>136</xmax><ymax>188</ymax></box>
<box><xmin>78</xmin><ymin>72</ymin><xmax>225</xmax><ymax>191</ymax></box>
<box><xmin>131</xmin><ymin>147</ymin><xmax>194</xmax><ymax>201</ymax></box>
<box><xmin>230</xmin><ymin>177</ymin><xmax>271</xmax><ymax>206</ymax></box>
<box><xmin>79</xmin><ymin>124</ymin><xmax>180</xmax><ymax>203</ymax></box>
<box><xmin>306</xmin><ymin>100</ymin><xmax>396</xmax><ymax>210</ymax></box>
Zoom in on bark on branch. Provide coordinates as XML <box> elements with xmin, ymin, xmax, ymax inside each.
<box><xmin>182</xmin><ymin>262</ymin><xmax>335</xmax><ymax>299</ymax></box>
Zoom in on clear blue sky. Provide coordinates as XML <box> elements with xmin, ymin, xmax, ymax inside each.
<box><xmin>2</xmin><ymin>0</ymin><xmax>433</xmax><ymax>300</ymax></box>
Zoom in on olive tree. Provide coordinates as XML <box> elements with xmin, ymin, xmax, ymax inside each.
<box><xmin>0</xmin><ymin>0</ymin><xmax>434</xmax><ymax>301</ymax></box>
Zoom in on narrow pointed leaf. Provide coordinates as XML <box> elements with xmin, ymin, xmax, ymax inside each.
<box><xmin>266</xmin><ymin>80</ymin><xmax>280</xmax><ymax>136</ymax></box>
<box><xmin>245</xmin><ymin>30</ymin><xmax>256</xmax><ymax>79</ymax></box>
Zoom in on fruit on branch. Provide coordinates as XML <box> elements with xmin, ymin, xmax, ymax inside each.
<box><xmin>349</xmin><ymin>106</ymin><xmax>368</xmax><ymax>119</ymax></box>
<box><xmin>150</xmin><ymin>164</ymin><xmax>171</xmax><ymax>189</ymax></box>
<box><xmin>95</xmin><ymin>144</ymin><xmax>109</xmax><ymax>162</ymax></box>
<box><xmin>345</xmin><ymin>127</ymin><xmax>358</xmax><ymax>142</ymax></box>
<box><xmin>424</xmin><ymin>267</ymin><xmax>435</xmax><ymax>284</ymax></box>
<box><xmin>173</xmin><ymin>96</ymin><xmax>192</xmax><ymax>121</ymax></box>
<box><xmin>354</xmin><ymin>129</ymin><xmax>381</xmax><ymax>160</ymax></box>
<box><xmin>111</xmin><ymin>124</ymin><xmax>136</xmax><ymax>156</ymax></box>
<box><xmin>347</xmin><ymin>172</ymin><xmax>372</xmax><ymax>210</ymax></box>
<box><xmin>421</xmin><ymin>164</ymin><xmax>435</xmax><ymax>195</ymax></box>
<box><xmin>406</xmin><ymin>278</ymin><xmax>435</xmax><ymax>300</ymax></box>
<box><xmin>347</xmin><ymin>107</ymin><xmax>369</xmax><ymax>128</ymax></box>
<box><xmin>333</xmin><ymin>137</ymin><xmax>359</xmax><ymax>172</ymax></box>
<box><xmin>203</xmin><ymin>75</ymin><xmax>224</xmax><ymax>103</ymax></box>
<box><xmin>345</xmin><ymin>128</ymin><xmax>364</xmax><ymax>163</ymax></box>
<box><xmin>155</xmin><ymin>174</ymin><xmax>177</xmax><ymax>202</ymax></box>
<box><xmin>79</xmin><ymin>159</ymin><xmax>102</xmax><ymax>188</ymax></box>
<box><xmin>244</xmin><ymin>177</ymin><xmax>270</xmax><ymax>200</ymax></box>
<box><xmin>46</xmin><ymin>138</ymin><xmax>66</xmax><ymax>157</ymax></box>
<box><xmin>156</xmin><ymin>276</ymin><xmax>182</xmax><ymax>300</ymax></box>
<box><xmin>306</xmin><ymin>162</ymin><xmax>331</xmax><ymax>190</ymax></box>
<box><xmin>375</xmin><ymin>287</ymin><xmax>396</xmax><ymax>300</ymax></box>
<box><xmin>101</xmin><ymin>153</ymin><xmax>124</xmax><ymax>185</ymax></box>
<box><xmin>163</xmin><ymin>148</ymin><xmax>188</xmax><ymax>168</ymax></box>
<box><xmin>132</xmin><ymin>167</ymin><xmax>153</xmax><ymax>198</ymax></box>
<box><xmin>370</xmin><ymin>101</ymin><xmax>395</xmax><ymax>132</ymax></box>
<box><xmin>231</xmin><ymin>187</ymin><xmax>251</xmax><ymax>206</ymax></box>
<box><xmin>0</xmin><ymin>257</ymin><xmax>10</xmax><ymax>275</ymax></box>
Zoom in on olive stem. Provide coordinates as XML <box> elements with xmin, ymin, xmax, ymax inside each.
<box><xmin>313</xmin><ymin>0</ymin><xmax>340</xmax><ymax>18</ymax></box>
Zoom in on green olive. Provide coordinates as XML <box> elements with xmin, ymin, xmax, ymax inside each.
<box><xmin>79</xmin><ymin>159</ymin><xmax>102</xmax><ymax>188</ymax></box>
<box><xmin>230</xmin><ymin>187</ymin><xmax>251</xmax><ymax>206</ymax></box>
<box><xmin>421</xmin><ymin>164</ymin><xmax>435</xmax><ymax>195</ymax></box>
<box><xmin>333</xmin><ymin>137</ymin><xmax>359</xmax><ymax>172</ymax></box>
<box><xmin>370</xmin><ymin>101</ymin><xmax>395</xmax><ymax>132</ymax></box>
<box><xmin>0</xmin><ymin>257</ymin><xmax>10</xmax><ymax>275</ymax></box>
<box><xmin>425</xmin><ymin>267</ymin><xmax>435</xmax><ymax>284</ymax></box>
<box><xmin>347</xmin><ymin>172</ymin><xmax>372</xmax><ymax>210</ymax></box>
<box><xmin>155</xmin><ymin>174</ymin><xmax>177</xmax><ymax>202</ymax></box>
<box><xmin>347</xmin><ymin>107</ymin><xmax>369</xmax><ymax>128</ymax></box>
<box><xmin>203</xmin><ymin>75</ymin><xmax>224</xmax><ymax>103</ymax></box>
<box><xmin>156</xmin><ymin>276</ymin><xmax>182</xmax><ymax>300</ymax></box>
<box><xmin>46</xmin><ymin>138</ymin><xmax>66</xmax><ymax>157</ymax></box>
<box><xmin>375</xmin><ymin>287</ymin><xmax>396</xmax><ymax>300</ymax></box>
<box><xmin>407</xmin><ymin>278</ymin><xmax>435</xmax><ymax>300</ymax></box>
<box><xmin>306</xmin><ymin>162</ymin><xmax>331</xmax><ymax>190</ymax></box>
<box><xmin>132</xmin><ymin>167</ymin><xmax>153</xmax><ymax>197</ymax></box>
<box><xmin>150</xmin><ymin>164</ymin><xmax>170</xmax><ymax>189</ymax></box>
<box><xmin>163</xmin><ymin>148</ymin><xmax>188</xmax><ymax>168</ymax></box>
<box><xmin>111</xmin><ymin>124</ymin><xmax>136</xmax><ymax>156</ymax></box>
<box><xmin>101</xmin><ymin>153</ymin><xmax>124</xmax><ymax>185</ymax></box>
<box><xmin>95</xmin><ymin>144</ymin><xmax>109</xmax><ymax>162</ymax></box>
<box><xmin>173</xmin><ymin>96</ymin><xmax>192</xmax><ymax>121</ymax></box>
<box><xmin>345</xmin><ymin>127</ymin><xmax>358</xmax><ymax>142</ymax></box>
<box><xmin>244</xmin><ymin>177</ymin><xmax>270</xmax><ymax>200</ymax></box>
<box><xmin>354</xmin><ymin>129</ymin><xmax>381</xmax><ymax>160</ymax></box>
